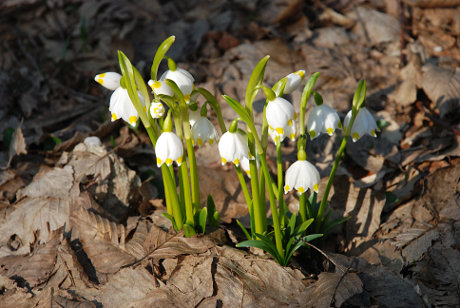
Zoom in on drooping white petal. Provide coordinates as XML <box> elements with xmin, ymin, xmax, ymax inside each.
<box><xmin>269</xmin><ymin>117</ymin><xmax>297</xmax><ymax>142</ymax></box>
<box><xmin>266</xmin><ymin>97</ymin><xmax>295</xmax><ymax>137</ymax></box>
<box><xmin>150</xmin><ymin>102</ymin><xmax>165</xmax><ymax>119</ymax></box>
<box><xmin>344</xmin><ymin>107</ymin><xmax>378</xmax><ymax>142</ymax></box>
<box><xmin>191</xmin><ymin>116</ymin><xmax>219</xmax><ymax>146</ymax></box>
<box><xmin>218</xmin><ymin>131</ymin><xmax>249</xmax><ymax>166</ymax></box>
<box><xmin>109</xmin><ymin>87</ymin><xmax>139</xmax><ymax>126</ymax></box>
<box><xmin>148</xmin><ymin>79</ymin><xmax>173</xmax><ymax>97</ymax></box>
<box><xmin>160</xmin><ymin>69</ymin><xmax>194</xmax><ymax>96</ymax></box>
<box><xmin>94</xmin><ymin>72</ymin><xmax>121</xmax><ymax>91</ymax></box>
<box><xmin>284</xmin><ymin>70</ymin><xmax>305</xmax><ymax>94</ymax></box>
<box><xmin>155</xmin><ymin>132</ymin><xmax>184</xmax><ymax>167</ymax></box>
<box><xmin>284</xmin><ymin>160</ymin><xmax>320</xmax><ymax>195</ymax></box>
<box><xmin>307</xmin><ymin>104</ymin><xmax>341</xmax><ymax>139</ymax></box>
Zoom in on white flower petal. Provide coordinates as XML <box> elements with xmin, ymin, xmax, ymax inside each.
<box><xmin>284</xmin><ymin>70</ymin><xmax>305</xmax><ymax>94</ymax></box>
<box><xmin>109</xmin><ymin>87</ymin><xmax>139</xmax><ymax>126</ymax></box>
<box><xmin>160</xmin><ymin>69</ymin><xmax>194</xmax><ymax>96</ymax></box>
<box><xmin>150</xmin><ymin>102</ymin><xmax>165</xmax><ymax>119</ymax></box>
<box><xmin>94</xmin><ymin>72</ymin><xmax>121</xmax><ymax>91</ymax></box>
<box><xmin>218</xmin><ymin>131</ymin><xmax>249</xmax><ymax>166</ymax></box>
<box><xmin>266</xmin><ymin>97</ymin><xmax>295</xmax><ymax>137</ymax></box>
<box><xmin>284</xmin><ymin>160</ymin><xmax>320</xmax><ymax>194</ymax></box>
<box><xmin>307</xmin><ymin>104</ymin><xmax>340</xmax><ymax>139</ymax></box>
<box><xmin>148</xmin><ymin>79</ymin><xmax>173</xmax><ymax>96</ymax></box>
<box><xmin>344</xmin><ymin>108</ymin><xmax>377</xmax><ymax>142</ymax></box>
<box><xmin>155</xmin><ymin>132</ymin><xmax>184</xmax><ymax>167</ymax></box>
<box><xmin>191</xmin><ymin>117</ymin><xmax>218</xmax><ymax>146</ymax></box>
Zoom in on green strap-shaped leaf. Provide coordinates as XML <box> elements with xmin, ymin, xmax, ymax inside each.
<box><xmin>236</xmin><ymin>219</ymin><xmax>252</xmax><ymax>241</ymax></box>
<box><xmin>222</xmin><ymin>95</ymin><xmax>252</xmax><ymax>125</ymax></box>
<box><xmin>352</xmin><ymin>80</ymin><xmax>366</xmax><ymax>110</ymax></box>
<box><xmin>245</xmin><ymin>55</ymin><xmax>270</xmax><ymax>108</ymax></box>
<box><xmin>272</xmin><ymin>77</ymin><xmax>287</xmax><ymax>97</ymax></box>
<box><xmin>151</xmin><ymin>36</ymin><xmax>175</xmax><ymax>81</ymax></box>
<box><xmin>296</xmin><ymin>218</ymin><xmax>314</xmax><ymax>235</ymax></box>
<box><xmin>197</xmin><ymin>87</ymin><xmax>227</xmax><ymax>133</ymax></box>
<box><xmin>118</xmin><ymin>51</ymin><xmax>149</xmax><ymax>127</ymax></box>
<box><xmin>198</xmin><ymin>207</ymin><xmax>207</xmax><ymax>234</ymax></box>
<box><xmin>300</xmin><ymin>72</ymin><xmax>320</xmax><ymax>111</ymax></box>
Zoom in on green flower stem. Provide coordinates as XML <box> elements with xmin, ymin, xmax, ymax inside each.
<box><xmin>235</xmin><ymin>166</ymin><xmax>252</xmax><ymax>213</ymax></box>
<box><xmin>248</xmin><ymin>133</ymin><xmax>266</xmax><ymax>234</ymax></box>
<box><xmin>299</xmin><ymin>72</ymin><xmax>320</xmax><ymax>136</ymax></box>
<box><xmin>276</xmin><ymin>138</ymin><xmax>286</xmax><ymax>227</ymax></box>
<box><xmin>161</xmin><ymin>168</ymin><xmax>173</xmax><ymax>215</ymax></box>
<box><xmin>179</xmin><ymin>157</ymin><xmax>194</xmax><ymax>225</ymax></box>
<box><xmin>315</xmin><ymin>108</ymin><xmax>357</xmax><ymax>232</ymax></box>
<box><xmin>259</xmin><ymin>155</ymin><xmax>284</xmax><ymax>258</ymax></box>
<box><xmin>185</xmin><ymin>137</ymin><xmax>200</xmax><ymax>211</ymax></box>
<box><xmin>161</xmin><ymin>164</ymin><xmax>183</xmax><ymax>229</ymax></box>
<box><xmin>181</xmin><ymin>105</ymin><xmax>200</xmax><ymax>212</ymax></box>
<box><xmin>298</xmin><ymin>193</ymin><xmax>307</xmax><ymax>222</ymax></box>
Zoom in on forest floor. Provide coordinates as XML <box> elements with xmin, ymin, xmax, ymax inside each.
<box><xmin>0</xmin><ymin>0</ymin><xmax>459</xmax><ymax>307</ymax></box>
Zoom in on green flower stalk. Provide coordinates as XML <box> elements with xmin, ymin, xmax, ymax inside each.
<box><xmin>315</xmin><ymin>80</ymin><xmax>367</xmax><ymax>233</ymax></box>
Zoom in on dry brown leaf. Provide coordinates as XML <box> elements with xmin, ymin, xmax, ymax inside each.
<box><xmin>96</xmin><ymin>267</ymin><xmax>160</xmax><ymax>307</ymax></box>
<box><xmin>421</xmin><ymin>64</ymin><xmax>460</xmax><ymax>117</ymax></box>
<box><xmin>17</xmin><ymin>165</ymin><xmax>75</xmax><ymax>199</ymax></box>
<box><xmin>0</xmin><ymin>195</ymin><xmax>72</xmax><ymax>256</ymax></box>
<box><xmin>394</xmin><ymin>227</ymin><xmax>439</xmax><ymax>262</ymax></box>
<box><xmin>306</xmin><ymin>272</ymin><xmax>363</xmax><ymax>308</ymax></box>
<box><xmin>5</xmin><ymin>125</ymin><xmax>27</xmax><ymax>168</ymax></box>
<box><xmin>70</xmin><ymin>208</ymin><xmax>134</xmax><ymax>275</ymax></box>
<box><xmin>351</xmin><ymin>7</ymin><xmax>400</xmax><ymax>44</ymax></box>
<box><xmin>0</xmin><ymin>230</ymin><xmax>61</xmax><ymax>287</ymax></box>
<box><xmin>66</xmin><ymin>140</ymin><xmax>141</xmax><ymax>220</ymax></box>
<box><xmin>343</xmin><ymin>187</ymin><xmax>386</xmax><ymax>253</ymax></box>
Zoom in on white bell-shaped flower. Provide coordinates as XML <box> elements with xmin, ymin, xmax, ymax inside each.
<box><xmin>284</xmin><ymin>160</ymin><xmax>320</xmax><ymax>195</ymax></box>
<box><xmin>266</xmin><ymin>97</ymin><xmax>295</xmax><ymax>138</ymax></box>
<box><xmin>95</xmin><ymin>71</ymin><xmax>143</xmax><ymax>127</ymax></box>
<box><xmin>109</xmin><ymin>87</ymin><xmax>139</xmax><ymax>126</ymax></box>
<box><xmin>284</xmin><ymin>70</ymin><xmax>305</xmax><ymax>94</ymax></box>
<box><xmin>343</xmin><ymin>107</ymin><xmax>378</xmax><ymax>142</ymax></box>
<box><xmin>218</xmin><ymin>131</ymin><xmax>250</xmax><ymax>167</ymax></box>
<box><xmin>150</xmin><ymin>102</ymin><xmax>165</xmax><ymax>119</ymax></box>
<box><xmin>191</xmin><ymin>116</ymin><xmax>219</xmax><ymax>146</ymax></box>
<box><xmin>307</xmin><ymin>104</ymin><xmax>342</xmax><ymax>139</ymax></box>
<box><xmin>94</xmin><ymin>72</ymin><xmax>122</xmax><ymax>91</ymax></box>
<box><xmin>155</xmin><ymin>132</ymin><xmax>184</xmax><ymax>167</ymax></box>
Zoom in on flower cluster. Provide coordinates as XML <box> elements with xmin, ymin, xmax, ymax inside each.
<box><xmin>92</xmin><ymin>36</ymin><xmax>379</xmax><ymax>266</ymax></box>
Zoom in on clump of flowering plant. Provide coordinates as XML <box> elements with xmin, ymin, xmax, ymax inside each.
<box><xmin>94</xmin><ymin>36</ymin><xmax>379</xmax><ymax>265</ymax></box>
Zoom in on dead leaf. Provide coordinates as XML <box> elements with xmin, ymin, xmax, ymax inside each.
<box><xmin>351</xmin><ymin>7</ymin><xmax>400</xmax><ymax>44</ymax></box>
<box><xmin>343</xmin><ymin>187</ymin><xmax>386</xmax><ymax>253</ymax></box>
<box><xmin>70</xmin><ymin>208</ymin><xmax>134</xmax><ymax>275</ymax></box>
<box><xmin>5</xmin><ymin>125</ymin><xmax>27</xmax><ymax>169</ymax></box>
<box><xmin>306</xmin><ymin>272</ymin><xmax>363</xmax><ymax>308</ymax></box>
<box><xmin>421</xmin><ymin>64</ymin><xmax>460</xmax><ymax>118</ymax></box>
<box><xmin>0</xmin><ymin>230</ymin><xmax>61</xmax><ymax>287</ymax></box>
